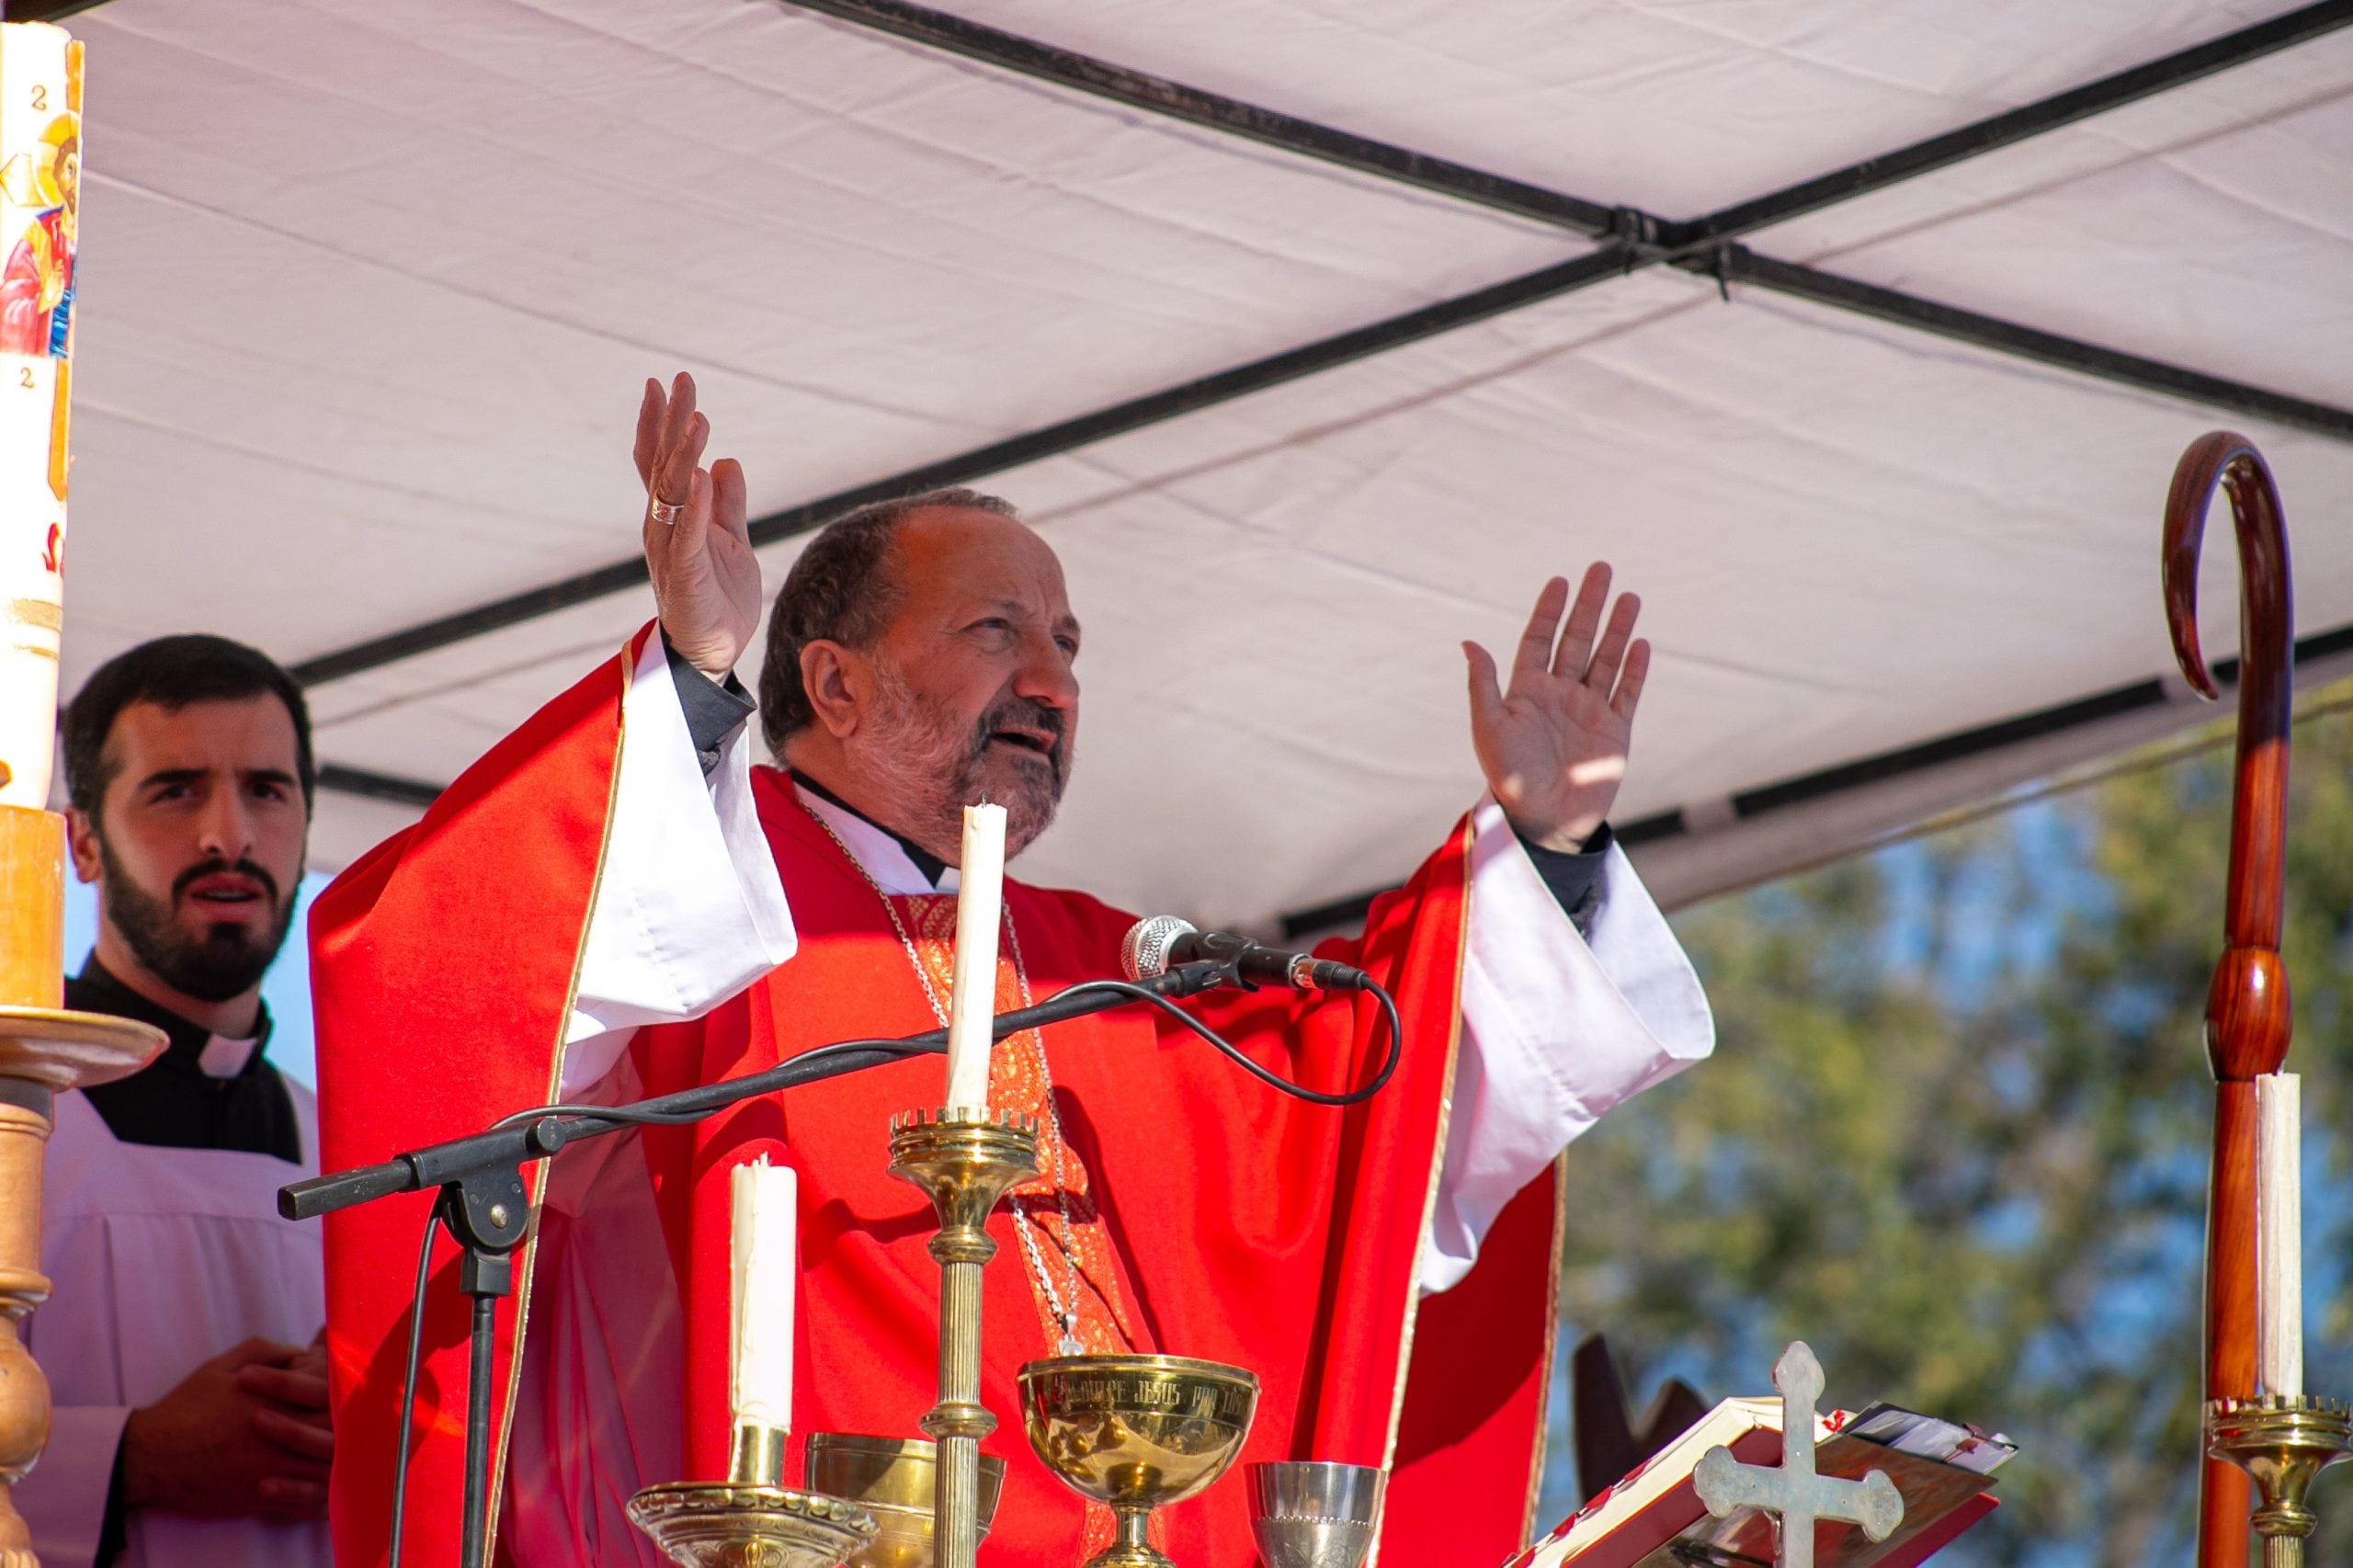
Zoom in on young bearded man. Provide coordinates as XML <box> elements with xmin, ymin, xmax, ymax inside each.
<box><xmin>313</xmin><ymin>374</ymin><xmax>1714</xmax><ymax>1568</ymax></box>
<box><xmin>21</xmin><ymin>636</ymin><xmax>333</xmax><ymax>1568</ymax></box>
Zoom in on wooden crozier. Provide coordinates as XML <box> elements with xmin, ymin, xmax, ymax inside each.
<box><xmin>2163</xmin><ymin>432</ymin><xmax>2294</xmax><ymax>1568</ymax></box>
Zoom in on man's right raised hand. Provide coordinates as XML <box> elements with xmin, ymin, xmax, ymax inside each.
<box><xmin>636</xmin><ymin>372</ymin><xmax>762</xmax><ymax>676</ymax></box>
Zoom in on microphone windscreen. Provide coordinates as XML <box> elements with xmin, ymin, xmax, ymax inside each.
<box><xmin>1120</xmin><ymin>915</ymin><xmax>1198</xmax><ymax>981</ymax></box>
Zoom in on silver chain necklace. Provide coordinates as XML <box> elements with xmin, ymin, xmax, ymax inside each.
<box><xmin>799</xmin><ymin>802</ymin><xmax>1091</xmax><ymax>1356</ymax></box>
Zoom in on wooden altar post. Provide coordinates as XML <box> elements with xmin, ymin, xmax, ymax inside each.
<box><xmin>2162</xmin><ymin>432</ymin><xmax>2295</xmax><ymax>1568</ymax></box>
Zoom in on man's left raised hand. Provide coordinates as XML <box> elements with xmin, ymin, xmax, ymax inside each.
<box><xmin>1463</xmin><ymin>563</ymin><xmax>1651</xmax><ymax>853</ymax></box>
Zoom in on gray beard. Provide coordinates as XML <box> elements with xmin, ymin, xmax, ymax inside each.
<box><xmin>862</xmin><ymin>665</ymin><xmax>1068</xmax><ymax>862</ymax></box>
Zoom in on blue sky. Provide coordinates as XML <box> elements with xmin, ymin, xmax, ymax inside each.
<box><xmin>63</xmin><ymin>869</ymin><xmax>331</xmax><ymax>1087</ymax></box>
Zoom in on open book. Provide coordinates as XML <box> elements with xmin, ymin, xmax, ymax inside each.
<box><xmin>1507</xmin><ymin>1398</ymin><xmax>2014</xmax><ymax>1568</ymax></box>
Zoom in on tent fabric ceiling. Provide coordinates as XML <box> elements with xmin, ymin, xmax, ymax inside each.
<box><xmin>937</xmin><ymin>0</ymin><xmax>2313</xmax><ymax>216</ymax></box>
<box><xmin>51</xmin><ymin>0</ymin><xmax>2353</xmax><ymax>926</ymax></box>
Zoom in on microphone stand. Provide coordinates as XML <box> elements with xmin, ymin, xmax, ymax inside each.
<box><xmin>277</xmin><ymin>960</ymin><xmax>1235</xmax><ymax>1568</ymax></box>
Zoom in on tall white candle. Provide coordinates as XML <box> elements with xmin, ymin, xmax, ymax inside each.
<box><xmin>0</xmin><ymin>25</ymin><xmax>81</xmax><ymax>808</ymax></box>
<box><xmin>730</xmin><ymin>1156</ymin><xmax>796</xmax><ymax>1433</ymax></box>
<box><xmin>943</xmin><ymin>802</ymin><xmax>1006</xmax><ymax>1116</ymax></box>
<box><xmin>2256</xmin><ymin>1072</ymin><xmax>2302</xmax><ymax>1398</ymax></box>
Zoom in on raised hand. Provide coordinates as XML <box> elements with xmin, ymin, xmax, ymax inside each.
<box><xmin>1463</xmin><ymin>563</ymin><xmax>1651</xmax><ymax>853</ymax></box>
<box><xmin>636</xmin><ymin>372</ymin><xmax>762</xmax><ymax>676</ymax></box>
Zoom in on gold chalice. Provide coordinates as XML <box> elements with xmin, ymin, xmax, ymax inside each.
<box><xmin>1016</xmin><ymin>1354</ymin><xmax>1260</xmax><ymax>1568</ymax></box>
<box><xmin>804</xmin><ymin>1434</ymin><xmax>1007</xmax><ymax>1568</ymax></box>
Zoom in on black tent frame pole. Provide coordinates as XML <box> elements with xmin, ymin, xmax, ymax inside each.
<box><xmin>1711</xmin><ymin>250</ymin><xmax>2353</xmax><ymax>441</ymax></box>
<box><xmin>1275</xmin><ymin>618</ymin><xmax>2353</xmax><ymax>940</ymax></box>
<box><xmin>1674</xmin><ymin>0</ymin><xmax>2353</xmax><ymax>248</ymax></box>
<box><xmin>287</xmin><ymin>247</ymin><xmax>1636</xmax><ymax>685</ymax></box>
<box><xmin>780</xmin><ymin>0</ymin><xmax>2353</xmax><ymax>253</ymax></box>
<box><xmin>782</xmin><ymin>0</ymin><xmax>1616</xmax><ymax>235</ymax></box>
<box><xmin>290</xmin><ymin>1</ymin><xmax>2353</xmax><ymax>694</ymax></box>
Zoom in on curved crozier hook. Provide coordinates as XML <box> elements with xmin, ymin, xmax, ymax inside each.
<box><xmin>2162</xmin><ymin>430</ymin><xmax>2290</xmax><ymax>702</ymax></box>
<box><xmin>2162</xmin><ymin>430</ymin><xmax>2294</xmax><ymax>1074</ymax></box>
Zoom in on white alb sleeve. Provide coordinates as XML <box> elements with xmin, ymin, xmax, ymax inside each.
<box><xmin>559</xmin><ymin>635</ymin><xmax>796</xmax><ymax>1097</ymax></box>
<box><xmin>1419</xmin><ymin>798</ymin><xmax>1714</xmax><ymax>1294</ymax></box>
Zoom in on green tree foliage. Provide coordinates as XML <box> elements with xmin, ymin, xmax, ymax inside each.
<box><xmin>1548</xmin><ymin>691</ymin><xmax>2353</xmax><ymax>1566</ymax></box>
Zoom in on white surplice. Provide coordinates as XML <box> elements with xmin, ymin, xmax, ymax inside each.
<box><xmin>21</xmin><ymin>1084</ymin><xmax>329</xmax><ymax>1568</ymax></box>
<box><xmin>504</xmin><ymin>636</ymin><xmax>1715</xmax><ymax>1564</ymax></box>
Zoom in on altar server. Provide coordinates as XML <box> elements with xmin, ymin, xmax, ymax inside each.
<box><xmin>23</xmin><ymin>637</ymin><xmax>331</xmax><ymax>1568</ymax></box>
<box><xmin>313</xmin><ymin>373</ymin><xmax>1714</xmax><ymax>1567</ymax></box>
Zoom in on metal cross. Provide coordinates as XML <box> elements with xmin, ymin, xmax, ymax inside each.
<box><xmin>1691</xmin><ymin>1342</ymin><xmax>1903</xmax><ymax>1568</ymax></box>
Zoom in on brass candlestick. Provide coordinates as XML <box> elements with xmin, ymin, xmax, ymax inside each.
<box><xmin>0</xmin><ymin>806</ymin><xmax>164</xmax><ymax>1564</ymax></box>
<box><xmin>628</xmin><ymin>1421</ymin><xmax>881</xmax><ymax>1568</ymax></box>
<box><xmin>2207</xmin><ymin>1396</ymin><xmax>2353</xmax><ymax>1568</ymax></box>
<box><xmin>889</xmin><ymin>1109</ymin><xmax>1040</xmax><ymax>1568</ymax></box>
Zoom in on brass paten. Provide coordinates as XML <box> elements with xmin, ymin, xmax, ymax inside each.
<box><xmin>2208</xmin><ymin>1395</ymin><xmax>2353</xmax><ymax>1568</ymax></box>
<box><xmin>888</xmin><ymin>1109</ymin><xmax>1040</xmax><ymax>1568</ymax></box>
<box><xmin>1017</xmin><ymin>1353</ymin><xmax>1260</xmax><ymax>1568</ymax></box>
<box><xmin>804</xmin><ymin>1433</ymin><xmax>1006</xmax><ymax>1568</ymax></box>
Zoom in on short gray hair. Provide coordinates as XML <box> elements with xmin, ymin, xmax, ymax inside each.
<box><xmin>758</xmin><ymin>487</ymin><xmax>1020</xmax><ymax>754</ymax></box>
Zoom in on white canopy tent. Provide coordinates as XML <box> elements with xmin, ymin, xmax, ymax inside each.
<box><xmin>35</xmin><ymin>0</ymin><xmax>2353</xmax><ymax>931</ymax></box>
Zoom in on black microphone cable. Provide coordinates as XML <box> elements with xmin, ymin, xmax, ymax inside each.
<box><xmin>380</xmin><ymin>976</ymin><xmax>1402</xmax><ymax>1552</ymax></box>
<box><xmin>1045</xmin><ymin>976</ymin><xmax>1406</xmax><ymax>1108</ymax></box>
<box><xmin>387</xmin><ymin>1199</ymin><xmax>438</xmax><ymax>1568</ymax></box>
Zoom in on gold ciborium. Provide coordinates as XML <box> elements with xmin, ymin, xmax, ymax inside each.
<box><xmin>805</xmin><ymin>1433</ymin><xmax>1008</xmax><ymax>1568</ymax></box>
<box><xmin>1017</xmin><ymin>1354</ymin><xmax>1260</xmax><ymax>1568</ymax></box>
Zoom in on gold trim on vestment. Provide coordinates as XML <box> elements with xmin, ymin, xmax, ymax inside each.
<box><xmin>1522</xmin><ymin>1153</ymin><xmax>1573</xmax><ymax>1546</ymax></box>
<box><xmin>894</xmin><ymin>887</ymin><xmax>1143</xmax><ymax>1361</ymax></box>
<box><xmin>1369</xmin><ymin>812</ymin><xmax>1478</xmax><ymax>1568</ymax></box>
<box><xmin>486</xmin><ymin>633</ymin><xmax>635</xmax><ymax>1561</ymax></box>
<box><xmin>6</xmin><ymin>600</ymin><xmax>60</xmax><ymax>633</ymax></box>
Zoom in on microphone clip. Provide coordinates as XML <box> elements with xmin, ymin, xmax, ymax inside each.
<box><xmin>1147</xmin><ymin>959</ymin><xmax>1242</xmax><ymax>998</ymax></box>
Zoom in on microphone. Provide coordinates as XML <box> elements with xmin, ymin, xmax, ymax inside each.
<box><xmin>1121</xmin><ymin>915</ymin><xmax>1373</xmax><ymax>993</ymax></box>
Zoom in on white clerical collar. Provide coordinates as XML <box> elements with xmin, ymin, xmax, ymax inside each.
<box><xmin>794</xmin><ymin>780</ymin><xmax>961</xmax><ymax>898</ymax></box>
<box><xmin>199</xmin><ymin>1033</ymin><xmax>260</xmax><ymax>1079</ymax></box>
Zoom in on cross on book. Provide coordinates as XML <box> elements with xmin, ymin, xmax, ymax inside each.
<box><xmin>1692</xmin><ymin>1343</ymin><xmax>1903</xmax><ymax>1568</ymax></box>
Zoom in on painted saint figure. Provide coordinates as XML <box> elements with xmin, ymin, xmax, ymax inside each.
<box><xmin>0</xmin><ymin>118</ymin><xmax>77</xmax><ymax>359</ymax></box>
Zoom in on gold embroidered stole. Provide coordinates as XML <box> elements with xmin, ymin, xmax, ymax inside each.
<box><xmin>893</xmin><ymin>894</ymin><xmax>1148</xmax><ymax>1358</ymax></box>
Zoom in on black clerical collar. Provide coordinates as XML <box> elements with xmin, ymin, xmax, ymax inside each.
<box><xmin>65</xmin><ymin>957</ymin><xmax>300</xmax><ymax>1163</ymax></box>
<box><xmin>66</xmin><ymin>958</ymin><xmax>273</xmax><ymax>1082</ymax></box>
<box><xmin>790</xmin><ymin>773</ymin><xmax>954</xmax><ymax>889</ymax></box>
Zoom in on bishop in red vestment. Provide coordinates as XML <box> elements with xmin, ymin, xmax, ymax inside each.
<box><xmin>311</xmin><ymin>376</ymin><xmax>1712</xmax><ymax>1567</ymax></box>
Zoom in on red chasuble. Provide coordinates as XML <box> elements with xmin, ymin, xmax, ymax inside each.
<box><xmin>313</xmin><ymin>626</ymin><xmax>1563</xmax><ymax>1567</ymax></box>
